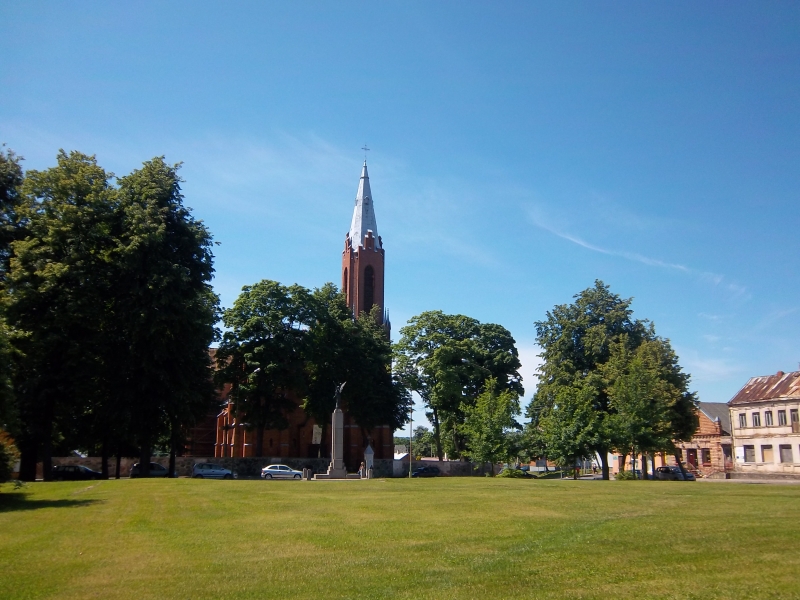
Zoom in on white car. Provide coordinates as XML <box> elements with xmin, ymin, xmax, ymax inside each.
<box><xmin>192</xmin><ymin>463</ymin><xmax>235</xmax><ymax>479</ymax></box>
<box><xmin>261</xmin><ymin>464</ymin><xmax>303</xmax><ymax>480</ymax></box>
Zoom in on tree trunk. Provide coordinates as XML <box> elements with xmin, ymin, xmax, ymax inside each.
<box><xmin>254</xmin><ymin>423</ymin><xmax>265</xmax><ymax>457</ymax></box>
<box><xmin>431</xmin><ymin>407</ymin><xmax>443</xmax><ymax>461</ymax></box>
<box><xmin>599</xmin><ymin>450</ymin><xmax>610</xmax><ymax>480</ymax></box>
<box><xmin>452</xmin><ymin>424</ymin><xmax>462</xmax><ymax>460</ymax></box>
<box><xmin>650</xmin><ymin>454</ymin><xmax>656</xmax><ymax>478</ymax></box>
<box><xmin>41</xmin><ymin>431</ymin><xmax>52</xmax><ymax>482</ymax></box>
<box><xmin>620</xmin><ymin>453</ymin><xmax>627</xmax><ymax>473</ymax></box>
<box><xmin>101</xmin><ymin>437</ymin><xmax>109</xmax><ymax>479</ymax></box>
<box><xmin>674</xmin><ymin>451</ymin><xmax>688</xmax><ymax>479</ymax></box>
<box><xmin>139</xmin><ymin>440</ymin><xmax>151</xmax><ymax>477</ymax></box>
<box><xmin>18</xmin><ymin>438</ymin><xmax>38</xmax><ymax>482</ymax></box>
<box><xmin>115</xmin><ymin>453</ymin><xmax>121</xmax><ymax>479</ymax></box>
<box><xmin>168</xmin><ymin>429</ymin><xmax>177</xmax><ymax>479</ymax></box>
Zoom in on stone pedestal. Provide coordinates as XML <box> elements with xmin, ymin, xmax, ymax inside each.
<box><xmin>314</xmin><ymin>407</ymin><xmax>348</xmax><ymax>479</ymax></box>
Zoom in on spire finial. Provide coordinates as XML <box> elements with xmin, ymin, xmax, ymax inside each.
<box><xmin>361</xmin><ymin>144</ymin><xmax>370</xmax><ymax>161</ymax></box>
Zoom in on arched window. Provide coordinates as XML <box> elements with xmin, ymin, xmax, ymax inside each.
<box><xmin>364</xmin><ymin>265</ymin><xmax>375</xmax><ymax>312</ymax></box>
<box><xmin>343</xmin><ymin>268</ymin><xmax>348</xmax><ymax>298</ymax></box>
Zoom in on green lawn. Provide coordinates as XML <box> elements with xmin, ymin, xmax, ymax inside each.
<box><xmin>1</xmin><ymin>478</ymin><xmax>798</xmax><ymax>599</ymax></box>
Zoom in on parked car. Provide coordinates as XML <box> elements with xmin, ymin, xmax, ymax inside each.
<box><xmin>411</xmin><ymin>466</ymin><xmax>440</xmax><ymax>478</ymax></box>
<box><xmin>52</xmin><ymin>465</ymin><xmax>103</xmax><ymax>481</ymax></box>
<box><xmin>261</xmin><ymin>464</ymin><xmax>303</xmax><ymax>480</ymax></box>
<box><xmin>654</xmin><ymin>466</ymin><xmax>696</xmax><ymax>481</ymax></box>
<box><xmin>192</xmin><ymin>463</ymin><xmax>235</xmax><ymax>479</ymax></box>
<box><xmin>129</xmin><ymin>462</ymin><xmax>170</xmax><ymax>478</ymax></box>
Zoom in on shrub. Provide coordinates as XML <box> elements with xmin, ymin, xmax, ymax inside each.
<box><xmin>0</xmin><ymin>430</ymin><xmax>20</xmax><ymax>485</ymax></box>
<box><xmin>498</xmin><ymin>468</ymin><xmax>531</xmax><ymax>478</ymax></box>
<box><xmin>615</xmin><ymin>470</ymin><xmax>637</xmax><ymax>480</ymax></box>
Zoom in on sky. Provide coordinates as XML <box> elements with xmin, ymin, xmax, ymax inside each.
<box><xmin>1</xmin><ymin>2</ymin><xmax>799</xmax><ymax>435</ymax></box>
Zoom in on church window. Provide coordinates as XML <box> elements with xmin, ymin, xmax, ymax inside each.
<box><xmin>343</xmin><ymin>268</ymin><xmax>348</xmax><ymax>297</ymax></box>
<box><xmin>364</xmin><ymin>266</ymin><xmax>375</xmax><ymax>312</ymax></box>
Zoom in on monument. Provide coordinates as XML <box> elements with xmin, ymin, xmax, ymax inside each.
<box><xmin>314</xmin><ymin>383</ymin><xmax>354</xmax><ymax>479</ymax></box>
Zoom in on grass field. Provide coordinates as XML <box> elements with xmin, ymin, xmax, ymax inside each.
<box><xmin>1</xmin><ymin>477</ymin><xmax>799</xmax><ymax>599</ymax></box>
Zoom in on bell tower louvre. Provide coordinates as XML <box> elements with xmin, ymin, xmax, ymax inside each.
<box><xmin>342</xmin><ymin>161</ymin><xmax>389</xmax><ymax>333</ymax></box>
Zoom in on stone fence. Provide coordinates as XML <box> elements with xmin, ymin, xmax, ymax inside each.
<box><xmin>45</xmin><ymin>456</ymin><xmax>496</xmax><ymax>478</ymax></box>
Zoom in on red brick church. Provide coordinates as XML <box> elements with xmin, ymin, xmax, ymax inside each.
<box><xmin>185</xmin><ymin>161</ymin><xmax>394</xmax><ymax>467</ymax></box>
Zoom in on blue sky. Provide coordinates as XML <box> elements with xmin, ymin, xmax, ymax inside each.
<box><xmin>1</xmin><ymin>3</ymin><xmax>799</xmax><ymax>433</ymax></box>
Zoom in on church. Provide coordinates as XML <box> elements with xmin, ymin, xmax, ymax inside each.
<box><xmin>185</xmin><ymin>161</ymin><xmax>395</xmax><ymax>467</ymax></box>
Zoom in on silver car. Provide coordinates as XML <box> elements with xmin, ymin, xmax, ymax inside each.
<box><xmin>261</xmin><ymin>464</ymin><xmax>303</xmax><ymax>480</ymax></box>
<box><xmin>192</xmin><ymin>463</ymin><xmax>235</xmax><ymax>479</ymax></box>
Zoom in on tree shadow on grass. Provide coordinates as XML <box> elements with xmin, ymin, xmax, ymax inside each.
<box><xmin>0</xmin><ymin>494</ymin><xmax>103</xmax><ymax>513</ymax></box>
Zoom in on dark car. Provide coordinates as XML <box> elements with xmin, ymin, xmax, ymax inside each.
<box><xmin>52</xmin><ymin>465</ymin><xmax>103</xmax><ymax>481</ymax></box>
<box><xmin>411</xmin><ymin>466</ymin><xmax>440</xmax><ymax>478</ymax></box>
<box><xmin>654</xmin><ymin>466</ymin><xmax>696</xmax><ymax>481</ymax></box>
<box><xmin>130</xmin><ymin>462</ymin><xmax>170</xmax><ymax>478</ymax></box>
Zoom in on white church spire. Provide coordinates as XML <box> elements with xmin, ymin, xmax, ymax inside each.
<box><xmin>348</xmin><ymin>161</ymin><xmax>381</xmax><ymax>251</ymax></box>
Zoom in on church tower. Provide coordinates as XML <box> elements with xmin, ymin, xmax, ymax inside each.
<box><xmin>342</xmin><ymin>161</ymin><xmax>389</xmax><ymax>332</ymax></box>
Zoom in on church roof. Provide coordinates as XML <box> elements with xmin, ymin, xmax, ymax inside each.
<box><xmin>348</xmin><ymin>161</ymin><xmax>381</xmax><ymax>251</ymax></box>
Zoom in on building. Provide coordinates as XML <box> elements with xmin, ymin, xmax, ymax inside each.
<box><xmin>184</xmin><ymin>161</ymin><xmax>394</xmax><ymax>468</ymax></box>
<box><xmin>728</xmin><ymin>370</ymin><xmax>800</xmax><ymax>475</ymax></box>
<box><xmin>673</xmin><ymin>402</ymin><xmax>732</xmax><ymax>476</ymax></box>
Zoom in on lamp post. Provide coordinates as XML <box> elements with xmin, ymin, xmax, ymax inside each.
<box><xmin>408</xmin><ymin>404</ymin><xmax>413</xmax><ymax>478</ymax></box>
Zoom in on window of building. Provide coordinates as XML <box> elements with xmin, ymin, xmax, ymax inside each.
<box><xmin>752</xmin><ymin>412</ymin><xmax>761</xmax><ymax>427</ymax></box>
<box><xmin>701</xmin><ymin>449</ymin><xmax>711</xmax><ymax>465</ymax></box>
<box><xmin>743</xmin><ymin>445</ymin><xmax>755</xmax><ymax>462</ymax></box>
<box><xmin>765</xmin><ymin>411</ymin><xmax>774</xmax><ymax>426</ymax></box>
<box><xmin>738</xmin><ymin>413</ymin><xmax>747</xmax><ymax>428</ymax></box>
<box><xmin>791</xmin><ymin>409</ymin><xmax>799</xmax><ymax>431</ymax></box>
<box><xmin>363</xmin><ymin>265</ymin><xmax>375</xmax><ymax>312</ymax></box>
<box><xmin>779</xmin><ymin>445</ymin><xmax>793</xmax><ymax>464</ymax></box>
<box><xmin>761</xmin><ymin>445</ymin><xmax>774</xmax><ymax>463</ymax></box>
<box><xmin>778</xmin><ymin>410</ymin><xmax>787</xmax><ymax>426</ymax></box>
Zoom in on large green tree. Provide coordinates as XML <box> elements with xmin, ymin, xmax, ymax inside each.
<box><xmin>394</xmin><ymin>311</ymin><xmax>523</xmax><ymax>460</ymax></box>
<box><xmin>528</xmin><ymin>281</ymin><xmax>696</xmax><ymax>480</ymax></box>
<box><xmin>216</xmin><ymin>280</ymin><xmax>315</xmax><ymax>457</ymax></box>
<box><xmin>6</xmin><ymin>151</ymin><xmax>118</xmax><ymax>480</ymax></box>
<box><xmin>112</xmin><ymin>157</ymin><xmax>219</xmax><ymax>476</ymax></box>
<box><xmin>602</xmin><ymin>336</ymin><xmax>698</xmax><ymax>477</ymax></box>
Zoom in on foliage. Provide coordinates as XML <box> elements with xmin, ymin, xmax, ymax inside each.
<box><xmin>0</xmin><ymin>145</ymin><xmax>24</xmax><ymax>276</ymax></box>
<box><xmin>411</xmin><ymin>426</ymin><xmax>435</xmax><ymax>458</ymax></box>
<box><xmin>6</xmin><ymin>150</ymin><xmax>119</xmax><ymax>479</ymax></box>
<box><xmin>216</xmin><ymin>280</ymin><xmax>312</xmax><ymax>455</ymax></box>
<box><xmin>497</xmin><ymin>467</ymin><xmax>530</xmax><ymax>478</ymax></box>
<box><xmin>0</xmin><ymin>430</ymin><xmax>19</xmax><ymax>485</ymax></box>
<box><xmin>460</xmin><ymin>378</ymin><xmax>520</xmax><ymax>474</ymax></box>
<box><xmin>526</xmin><ymin>281</ymin><xmax>696</xmax><ymax>479</ymax></box>
<box><xmin>615</xmin><ymin>470</ymin><xmax>637</xmax><ymax>480</ymax></box>
<box><xmin>394</xmin><ymin>311</ymin><xmax>522</xmax><ymax>460</ymax></box>
<box><xmin>218</xmin><ymin>281</ymin><xmax>408</xmax><ymax>455</ymax></box>
<box><xmin>4</xmin><ymin>151</ymin><xmax>218</xmax><ymax>478</ymax></box>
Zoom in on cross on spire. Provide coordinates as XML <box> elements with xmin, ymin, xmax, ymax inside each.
<box><xmin>362</xmin><ymin>144</ymin><xmax>370</xmax><ymax>160</ymax></box>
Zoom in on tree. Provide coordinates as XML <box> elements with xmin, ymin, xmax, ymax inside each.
<box><xmin>529</xmin><ymin>280</ymin><xmax>695</xmax><ymax>480</ymax></box>
<box><xmin>460</xmin><ymin>378</ymin><xmax>520</xmax><ymax>475</ymax></box>
<box><xmin>112</xmin><ymin>157</ymin><xmax>218</xmax><ymax>476</ymax></box>
<box><xmin>0</xmin><ymin>430</ymin><xmax>19</xmax><ymax>486</ymax></box>
<box><xmin>0</xmin><ymin>145</ymin><xmax>24</xmax><ymax>276</ymax></box>
<box><xmin>6</xmin><ymin>150</ymin><xmax>118</xmax><ymax>480</ymax></box>
<box><xmin>602</xmin><ymin>337</ymin><xmax>698</xmax><ymax>478</ymax></box>
<box><xmin>394</xmin><ymin>311</ymin><xmax>522</xmax><ymax>461</ymax></box>
<box><xmin>216</xmin><ymin>280</ymin><xmax>313</xmax><ymax>457</ymax></box>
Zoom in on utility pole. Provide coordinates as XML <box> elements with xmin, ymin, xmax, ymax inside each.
<box><xmin>408</xmin><ymin>405</ymin><xmax>413</xmax><ymax>478</ymax></box>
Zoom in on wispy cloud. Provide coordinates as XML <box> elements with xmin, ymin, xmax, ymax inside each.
<box><xmin>525</xmin><ymin>206</ymin><xmax>749</xmax><ymax>300</ymax></box>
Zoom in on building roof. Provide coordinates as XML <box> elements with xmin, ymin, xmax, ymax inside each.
<box><xmin>698</xmin><ymin>402</ymin><xmax>731</xmax><ymax>435</ymax></box>
<box><xmin>348</xmin><ymin>161</ymin><xmax>382</xmax><ymax>252</ymax></box>
<box><xmin>728</xmin><ymin>370</ymin><xmax>800</xmax><ymax>406</ymax></box>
